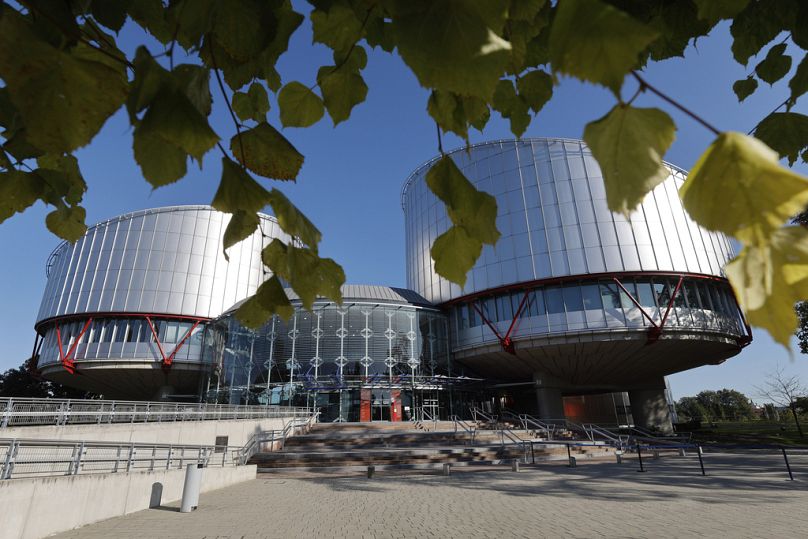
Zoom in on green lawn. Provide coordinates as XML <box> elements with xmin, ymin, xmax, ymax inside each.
<box><xmin>679</xmin><ymin>420</ymin><xmax>808</xmax><ymax>447</ymax></box>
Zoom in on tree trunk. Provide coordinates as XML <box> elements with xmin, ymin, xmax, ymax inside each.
<box><xmin>790</xmin><ymin>404</ymin><xmax>804</xmax><ymax>438</ymax></box>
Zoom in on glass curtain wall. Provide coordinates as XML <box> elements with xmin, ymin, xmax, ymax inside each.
<box><xmin>203</xmin><ymin>302</ymin><xmax>452</xmax><ymax>421</ymax></box>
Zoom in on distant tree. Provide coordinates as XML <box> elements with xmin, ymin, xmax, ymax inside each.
<box><xmin>755</xmin><ymin>366</ymin><xmax>807</xmax><ymax>438</ymax></box>
<box><xmin>795</xmin><ymin>396</ymin><xmax>808</xmax><ymax>415</ymax></box>
<box><xmin>676</xmin><ymin>389</ymin><xmax>753</xmax><ymax>422</ymax></box>
<box><xmin>0</xmin><ymin>358</ymin><xmax>95</xmax><ymax>399</ymax></box>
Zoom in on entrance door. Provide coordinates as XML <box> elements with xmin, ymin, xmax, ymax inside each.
<box><xmin>371</xmin><ymin>389</ymin><xmax>391</xmax><ymax>421</ymax></box>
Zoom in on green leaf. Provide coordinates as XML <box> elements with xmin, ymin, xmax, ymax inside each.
<box><xmin>0</xmin><ymin>11</ymin><xmax>127</xmax><ymax>153</ymax></box>
<box><xmin>213</xmin><ymin>157</ymin><xmax>273</xmax><ymax>254</ymax></box>
<box><xmin>45</xmin><ymin>204</ymin><xmax>86</xmax><ymax>243</ymax></box>
<box><xmin>693</xmin><ymin>0</ymin><xmax>750</xmax><ymax>23</ymax></box>
<box><xmin>212</xmin><ymin>157</ymin><xmax>271</xmax><ymax>214</ymax></box>
<box><xmin>172</xmin><ymin>65</ymin><xmax>213</xmax><ymax>117</ymax></box>
<box><xmin>391</xmin><ymin>1</ymin><xmax>512</xmax><ymax>99</ymax></box>
<box><xmin>733</xmin><ymin>76</ymin><xmax>758</xmax><ymax>102</ymax></box>
<box><xmin>169</xmin><ymin>0</ymin><xmax>216</xmax><ymax>50</ymax></box>
<box><xmin>91</xmin><ymin>0</ymin><xmax>132</xmax><ymax>32</ymax></box>
<box><xmin>509</xmin><ymin>0</ymin><xmax>547</xmax><ymax>22</ymax></box>
<box><xmin>725</xmin><ymin>226</ymin><xmax>808</xmax><ymax>348</ymax></box>
<box><xmin>35</xmin><ymin>154</ymin><xmax>86</xmax><ymax>206</ymax></box>
<box><xmin>232</xmin><ymin>122</ymin><xmax>304</xmax><ymax>180</ymax></box>
<box><xmin>127</xmin><ymin>47</ymin><xmax>166</xmax><ymax>122</ymax></box>
<box><xmin>462</xmin><ymin>96</ymin><xmax>491</xmax><ymax>132</ymax></box>
<box><xmin>430</xmin><ymin>226</ymin><xmax>483</xmax><ymax>287</ymax></box>
<box><xmin>755</xmin><ymin>43</ymin><xmax>792</xmax><ymax>85</ymax></box>
<box><xmin>516</xmin><ymin>70</ymin><xmax>553</xmax><ymax>113</ymax></box>
<box><xmin>128</xmin><ymin>0</ymin><xmax>173</xmax><ymax>44</ymax></box>
<box><xmin>425</xmin><ymin>156</ymin><xmax>500</xmax><ymax>286</ymax></box>
<box><xmin>233</xmin><ymin>82</ymin><xmax>270</xmax><ymax>123</ymax></box>
<box><xmin>0</xmin><ymin>170</ymin><xmax>45</xmax><ymax>223</ymax></box>
<box><xmin>426</xmin><ymin>156</ymin><xmax>500</xmax><ymax>245</ymax></box>
<box><xmin>791</xmin><ymin>1</ymin><xmax>808</xmax><ymax>50</ymax></box>
<box><xmin>277</xmin><ymin>82</ymin><xmax>325</xmax><ymax>128</ymax></box>
<box><xmin>317</xmin><ymin>68</ymin><xmax>368</xmax><ymax>125</ymax></box>
<box><xmin>311</xmin><ymin>2</ymin><xmax>364</xmax><ymax>57</ymax></box>
<box><xmin>212</xmin><ymin>0</ymin><xmax>264</xmax><ymax>62</ymax></box>
<box><xmin>266</xmin><ymin>188</ymin><xmax>322</xmax><ymax>250</ymax></box>
<box><xmin>137</xmin><ymin>89</ymin><xmax>219</xmax><ymax>163</ymax></box>
<box><xmin>132</xmin><ymin>128</ymin><xmax>187</xmax><ymax>187</ymax></box>
<box><xmin>548</xmin><ymin>0</ymin><xmax>658</xmax><ymax>95</ymax></box>
<box><xmin>788</xmin><ymin>54</ymin><xmax>808</xmax><ymax>108</ymax></box>
<box><xmin>492</xmin><ymin>79</ymin><xmax>530</xmax><ymax>137</ymax></box>
<box><xmin>428</xmin><ymin>91</ymin><xmax>468</xmax><ymax>140</ymax></box>
<box><xmin>680</xmin><ymin>132</ymin><xmax>808</xmax><ymax>244</ymax></box>
<box><xmin>583</xmin><ymin>104</ymin><xmax>676</xmax><ymax>216</ymax></box>
<box><xmin>731</xmin><ymin>0</ymin><xmax>796</xmax><ymax>65</ymax></box>
<box><xmin>754</xmin><ymin>112</ymin><xmax>808</xmax><ymax>166</ymax></box>
<box><xmin>261</xmin><ymin>240</ymin><xmax>344</xmax><ymax>311</ymax></box>
<box><xmin>235</xmin><ymin>276</ymin><xmax>294</xmax><ymax>328</ymax></box>
<box><xmin>222</xmin><ymin>210</ymin><xmax>260</xmax><ymax>254</ymax></box>
<box><xmin>336</xmin><ymin>44</ymin><xmax>367</xmax><ymax>72</ymax></box>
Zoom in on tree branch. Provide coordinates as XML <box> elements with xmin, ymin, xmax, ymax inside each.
<box><xmin>632</xmin><ymin>71</ymin><xmax>721</xmax><ymax>136</ymax></box>
<box><xmin>208</xmin><ymin>42</ymin><xmax>246</xmax><ymax>167</ymax></box>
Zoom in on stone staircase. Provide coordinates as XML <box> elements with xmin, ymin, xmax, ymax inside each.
<box><xmin>249</xmin><ymin>421</ymin><xmax>616</xmax><ymax>471</ymax></box>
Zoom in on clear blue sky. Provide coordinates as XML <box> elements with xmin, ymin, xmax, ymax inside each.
<box><xmin>1</xmin><ymin>12</ymin><xmax>806</xmax><ymax>401</ymax></box>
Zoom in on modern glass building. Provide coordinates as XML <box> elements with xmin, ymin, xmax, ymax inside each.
<box><xmin>32</xmin><ymin>138</ymin><xmax>752</xmax><ymax>430</ymax></box>
<box><xmin>203</xmin><ymin>285</ymin><xmax>455</xmax><ymax>422</ymax></box>
<box><xmin>402</xmin><ymin>139</ymin><xmax>752</xmax><ymax>431</ymax></box>
<box><xmin>33</xmin><ymin>206</ymin><xmax>289</xmax><ymax>399</ymax></box>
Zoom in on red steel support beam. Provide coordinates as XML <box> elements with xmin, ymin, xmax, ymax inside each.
<box><xmin>145</xmin><ymin>316</ymin><xmax>202</xmax><ymax>371</ymax></box>
<box><xmin>648</xmin><ymin>276</ymin><xmax>684</xmax><ymax>343</ymax></box>
<box><xmin>611</xmin><ymin>278</ymin><xmax>658</xmax><ymax>328</ymax></box>
<box><xmin>56</xmin><ymin>318</ymin><xmax>93</xmax><ymax>374</ymax></box>
<box><xmin>472</xmin><ymin>292</ymin><xmax>530</xmax><ymax>355</ymax></box>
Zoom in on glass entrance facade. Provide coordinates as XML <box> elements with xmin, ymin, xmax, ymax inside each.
<box><xmin>201</xmin><ymin>285</ymin><xmax>464</xmax><ymax>422</ymax></box>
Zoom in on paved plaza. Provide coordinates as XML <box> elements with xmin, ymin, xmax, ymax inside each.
<box><xmin>55</xmin><ymin>453</ymin><xmax>808</xmax><ymax>538</ymax></box>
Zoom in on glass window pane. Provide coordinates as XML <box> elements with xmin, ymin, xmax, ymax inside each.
<box><xmin>545</xmin><ymin>287</ymin><xmax>564</xmax><ymax>314</ymax></box>
<box><xmin>563</xmin><ymin>286</ymin><xmax>584</xmax><ymax>311</ymax></box>
<box><xmin>581</xmin><ymin>284</ymin><xmax>603</xmax><ymax>310</ymax></box>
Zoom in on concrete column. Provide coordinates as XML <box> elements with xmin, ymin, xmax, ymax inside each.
<box><xmin>629</xmin><ymin>385</ymin><xmax>673</xmax><ymax>434</ymax></box>
<box><xmin>533</xmin><ymin>373</ymin><xmax>565</xmax><ymax>421</ymax></box>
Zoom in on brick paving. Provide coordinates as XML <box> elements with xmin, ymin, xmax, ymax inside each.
<box><xmin>55</xmin><ymin>452</ymin><xmax>808</xmax><ymax>538</ymax></box>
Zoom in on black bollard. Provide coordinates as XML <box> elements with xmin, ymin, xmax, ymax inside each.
<box><xmin>782</xmin><ymin>447</ymin><xmax>794</xmax><ymax>481</ymax></box>
<box><xmin>636</xmin><ymin>442</ymin><xmax>645</xmax><ymax>473</ymax></box>
<box><xmin>697</xmin><ymin>445</ymin><xmax>706</xmax><ymax>476</ymax></box>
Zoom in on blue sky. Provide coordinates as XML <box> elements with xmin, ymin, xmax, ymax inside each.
<box><xmin>1</xmin><ymin>14</ymin><xmax>807</xmax><ymax>401</ymax></box>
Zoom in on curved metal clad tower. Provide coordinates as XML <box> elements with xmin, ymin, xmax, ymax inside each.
<box><xmin>403</xmin><ymin>139</ymin><xmax>752</xmax><ymax>430</ymax></box>
<box><xmin>33</xmin><ymin>206</ymin><xmax>288</xmax><ymax>399</ymax></box>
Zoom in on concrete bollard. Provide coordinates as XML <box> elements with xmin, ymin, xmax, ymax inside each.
<box><xmin>180</xmin><ymin>464</ymin><xmax>203</xmax><ymax>513</ymax></box>
<box><xmin>442</xmin><ymin>463</ymin><xmax>451</xmax><ymax>476</ymax></box>
<box><xmin>511</xmin><ymin>459</ymin><xmax>520</xmax><ymax>472</ymax></box>
<box><xmin>616</xmin><ymin>453</ymin><xmax>623</xmax><ymax>464</ymax></box>
<box><xmin>652</xmin><ymin>450</ymin><xmax>660</xmax><ymax>460</ymax></box>
<box><xmin>678</xmin><ymin>448</ymin><xmax>687</xmax><ymax>457</ymax></box>
<box><xmin>367</xmin><ymin>465</ymin><xmax>375</xmax><ymax>478</ymax></box>
<box><xmin>568</xmin><ymin>456</ymin><xmax>577</xmax><ymax>468</ymax></box>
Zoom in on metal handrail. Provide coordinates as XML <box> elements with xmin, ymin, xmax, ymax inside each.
<box><xmin>0</xmin><ymin>397</ymin><xmax>312</xmax><ymax>428</ymax></box>
<box><xmin>238</xmin><ymin>413</ymin><xmax>319</xmax><ymax>464</ymax></box>
<box><xmin>498</xmin><ymin>427</ymin><xmax>530</xmax><ymax>463</ymax></box>
<box><xmin>0</xmin><ymin>438</ymin><xmax>237</xmax><ymax>480</ymax></box>
<box><xmin>450</xmin><ymin>415</ymin><xmax>477</xmax><ymax>445</ymax></box>
<box><xmin>581</xmin><ymin>424</ymin><xmax>631</xmax><ymax>449</ymax></box>
<box><xmin>518</xmin><ymin>414</ymin><xmax>556</xmax><ymax>440</ymax></box>
<box><xmin>470</xmin><ymin>407</ymin><xmax>498</xmax><ymax>426</ymax></box>
<box><xmin>1</xmin><ymin>410</ymin><xmax>320</xmax><ymax>480</ymax></box>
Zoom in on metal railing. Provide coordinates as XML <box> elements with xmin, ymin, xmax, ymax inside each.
<box><xmin>582</xmin><ymin>424</ymin><xmax>631</xmax><ymax>449</ymax></box>
<box><xmin>0</xmin><ymin>438</ymin><xmax>241</xmax><ymax>480</ymax></box>
<box><xmin>0</xmin><ymin>397</ymin><xmax>312</xmax><ymax>428</ymax></box>
<box><xmin>238</xmin><ymin>414</ymin><xmax>318</xmax><ymax>464</ymax></box>
<box><xmin>450</xmin><ymin>415</ymin><xmax>477</xmax><ymax>445</ymax></box>
<box><xmin>518</xmin><ymin>414</ymin><xmax>556</xmax><ymax>440</ymax></box>
<box><xmin>469</xmin><ymin>407</ymin><xmax>499</xmax><ymax>426</ymax></box>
